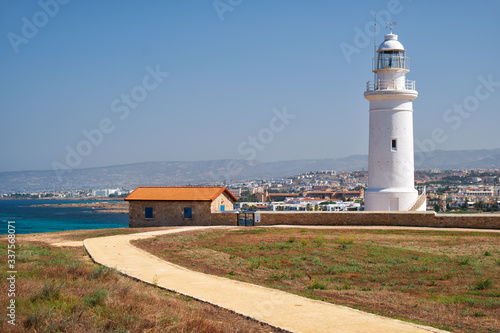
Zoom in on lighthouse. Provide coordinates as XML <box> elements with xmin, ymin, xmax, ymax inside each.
<box><xmin>364</xmin><ymin>27</ymin><xmax>426</xmax><ymax>211</ymax></box>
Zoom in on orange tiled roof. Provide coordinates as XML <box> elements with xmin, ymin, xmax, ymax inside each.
<box><xmin>125</xmin><ymin>187</ymin><xmax>237</xmax><ymax>202</ymax></box>
<box><xmin>268</xmin><ymin>193</ymin><xmax>300</xmax><ymax>197</ymax></box>
<box><xmin>296</xmin><ymin>198</ymin><xmax>327</xmax><ymax>201</ymax></box>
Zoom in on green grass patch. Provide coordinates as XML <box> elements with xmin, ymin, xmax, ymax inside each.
<box><xmin>475</xmin><ymin>278</ymin><xmax>493</xmax><ymax>291</ymax></box>
<box><xmin>31</xmin><ymin>282</ymin><xmax>62</xmax><ymax>302</ymax></box>
<box><xmin>308</xmin><ymin>279</ymin><xmax>328</xmax><ymax>290</ymax></box>
<box><xmin>84</xmin><ymin>288</ymin><xmax>108</xmax><ymax>307</ymax></box>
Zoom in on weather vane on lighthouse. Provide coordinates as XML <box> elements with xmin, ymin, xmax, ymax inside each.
<box><xmin>386</xmin><ymin>21</ymin><xmax>397</xmax><ymax>34</ymax></box>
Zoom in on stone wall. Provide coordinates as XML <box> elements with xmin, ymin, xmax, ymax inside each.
<box><xmin>255</xmin><ymin>211</ymin><xmax>436</xmax><ymax>227</ymax></box>
<box><xmin>129</xmin><ymin>203</ymin><xmax>500</xmax><ymax>229</ymax></box>
<box><xmin>434</xmin><ymin>214</ymin><xmax>500</xmax><ymax>229</ymax></box>
<box><xmin>252</xmin><ymin>211</ymin><xmax>500</xmax><ymax>229</ymax></box>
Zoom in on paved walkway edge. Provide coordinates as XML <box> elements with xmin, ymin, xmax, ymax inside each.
<box><xmin>84</xmin><ymin>226</ymin><xmax>449</xmax><ymax>333</ymax></box>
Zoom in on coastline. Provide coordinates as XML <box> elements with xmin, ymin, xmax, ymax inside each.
<box><xmin>0</xmin><ymin>197</ymin><xmax>124</xmax><ymax>201</ymax></box>
<box><xmin>25</xmin><ymin>201</ymin><xmax>129</xmax><ymax>214</ymax></box>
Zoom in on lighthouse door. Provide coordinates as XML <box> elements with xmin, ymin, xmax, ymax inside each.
<box><xmin>389</xmin><ymin>198</ymin><xmax>399</xmax><ymax>211</ymax></box>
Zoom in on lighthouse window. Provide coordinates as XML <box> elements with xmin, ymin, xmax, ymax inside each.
<box><xmin>378</xmin><ymin>51</ymin><xmax>405</xmax><ymax>69</ymax></box>
<box><xmin>392</xmin><ymin>139</ymin><xmax>397</xmax><ymax>151</ymax></box>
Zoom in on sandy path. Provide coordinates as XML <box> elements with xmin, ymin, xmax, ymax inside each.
<box><xmin>84</xmin><ymin>226</ymin><xmax>448</xmax><ymax>333</ymax></box>
<box><xmin>51</xmin><ymin>241</ymin><xmax>84</xmax><ymax>247</ymax></box>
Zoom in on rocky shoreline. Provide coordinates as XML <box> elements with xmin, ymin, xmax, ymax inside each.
<box><xmin>26</xmin><ymin>201</ymin><xmax>129</xmax><ymax>214</ymax></box>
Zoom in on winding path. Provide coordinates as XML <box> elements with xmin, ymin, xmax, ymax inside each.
<box><xmin>84</xmin><ymin>226</ymin><xmax>449</xmax><ymax>333</ymax></box>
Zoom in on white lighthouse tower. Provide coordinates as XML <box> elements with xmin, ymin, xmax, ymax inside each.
<box><xmin>364</xmin><ymin>26</ymin><xmax>426</xmax><ymax>211</ymax></box>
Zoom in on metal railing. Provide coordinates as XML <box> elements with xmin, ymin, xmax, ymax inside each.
<box><xmin>416</xmin><ymin>186</ymin><xmax>426</xmax><ymax>195</ymax></box>
<box><xmin>366</xmin><ymin>79</ymin><xmax>416</xmax><ymax>92</ymax></box>
<box><xmin>408</xmin><ymin>186</ymin><xmax>427</xmax><ymax>211</ymax></box>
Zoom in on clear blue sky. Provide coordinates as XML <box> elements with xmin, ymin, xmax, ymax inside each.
<box><xmin>1</xmin><ymin>0</ymin><xmax>499</xmax><ymax>172</ymax></box>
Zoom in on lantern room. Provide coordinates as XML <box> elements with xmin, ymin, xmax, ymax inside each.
<box><xmin>375</xmin><ymin>33</ymin><xmax>409</xmax><ymax>71</ymax></box>
<box><xmin>367</xmin><ymin>32</ymin><xmax>414</xmax><ymax>92</ymax></box>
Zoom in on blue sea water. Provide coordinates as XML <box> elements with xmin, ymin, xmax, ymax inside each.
<box><xmin>0</xmin><ymin>199</ymin><xmax>128</xmax><ymax>235</ymax></box>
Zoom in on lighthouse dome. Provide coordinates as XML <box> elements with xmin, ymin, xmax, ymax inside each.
<box><xmin>378</xmin><ymin>33</ymin><xmax>405</xmax><ymax>52</ymax></box>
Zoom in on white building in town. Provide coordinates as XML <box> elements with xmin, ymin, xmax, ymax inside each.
<box><xmin>91</xmin><ymin>188</ymin><xmax>129</xmax><ymax>197</ymax></box>
<box><xmin>364</xmin><ymin>27</ymin><xmax>426</xmax><ymax>211</ymax></box>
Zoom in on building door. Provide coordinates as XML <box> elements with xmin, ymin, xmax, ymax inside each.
<box><xmin>389</xmin><ymin>198</ymin><xmax>399</xmax><ymax>211</ymax></box>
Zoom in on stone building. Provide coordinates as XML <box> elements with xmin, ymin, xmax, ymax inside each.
<box><xmin>125</xmin><ymin>186</ymin><xmax>237</xmax><ymax>227</ymax></box>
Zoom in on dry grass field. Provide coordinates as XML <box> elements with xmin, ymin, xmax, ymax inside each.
<box><xmin>135</xmin><ymin>227</ymin><xmax>500</xmax><ymax>333</ymax></box>
<box><xmin>0</xmin><ymin>228</ymin><xmax>280</xmax><ymax>332</ymax></box>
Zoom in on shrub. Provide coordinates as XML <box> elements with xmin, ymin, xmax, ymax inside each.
<box><xmin>459</xmin><ymin>257</ymin><xmax>471</xmax><ymax>266</ymax></box>
<box><xmin>31</xmin><ymin>282</ymin><xmax>62</xmax><ymax>302</ymax></box>
<box><xmin>337</xmin><ymin>237</ymin><xmax>354</xmax><ymax>245</ymax></box>
<box><xmin>300</xmin><ymin>238</ymin><xmax>309</xmax><ymax>247</ymax></box>
<box><xmin>311</xmin><ymin>256</ymin><xmax>323</xmax><ymax>267</ymax></box>
<box><xmin>313</xmin><ymin>236</ymin><xmax>325</xmax><ymax>246</ymax></box>
<box><xmin>474</xmin><ymin>311</ymin><xmax>486</xmax><ymax>317</ymax></box>
<box><xmin>90</xmin><ymin>265</ymin><xmax>112</xmax><ymax>279</ymax></box>
<box><xmin>248</xmin><ymin>257</ymin><xmax>262</xmax><ymax>270</ymax></box>
<box><xmin>475</xmin><ymin>278</ymin><xmax>493</xmax><ymax>291</ymax></box>
<box><xmin>308</xmin><ymin>279</ymin><xmax>328</xmax><ymax>290</ymax></box>
<box><xmin>342</xmin><ymin>281</ymin><xmax>352</xmax><ymax>290</ymax></box>
<box><xmin>24</xmin><ymin>307</ymin><xmax>52</xmax><ymax>330</ymax></box>
<box><xmin>269</xmin><ymin>272</ymin><xmax>287</xmax><ymax>281</ymax></box>
<box><xmin>84</xmin><ymin>288</ymin><xmax>108</xmax><ymax>307</ymax></box>
<box><xmin>268</xmin><ymin>261</ymin><xmax>281</xmax><ymax>270</ymax></box>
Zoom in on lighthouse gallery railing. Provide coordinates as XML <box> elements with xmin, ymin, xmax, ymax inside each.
<box><xmin>366</xmin><ymin>79</ymin><xmax>416</xmax><ymax>92</ymax></box>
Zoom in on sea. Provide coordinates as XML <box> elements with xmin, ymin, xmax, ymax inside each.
<box><xmin>0</xmin><ymin>199</ymin><xmax>128</xmax><ymax>235</ymax></box>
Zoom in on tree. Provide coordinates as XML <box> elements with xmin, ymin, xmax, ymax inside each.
<box><xmin>490</xmin><ymin>200</ymin><xmax>499</xmax><ymax>212</ymax></box>
<box><xmin>433</xmin><ymin>203</ymin><xmax>441</xmax><ymax>213</ymax></box>
<box><xmin>475</xmin><ymin>200</ymin><xmax>486</xmax><ymax>212</ymax></box>
<box><xmin>239</xmin><ymin>193</ymin><xmax>256</xmax><ymax>202</ymax></box>
<box><xmin>462</xmin><ymin>198</ymin><xmax>469</xmax><ymax>211</ymax></box>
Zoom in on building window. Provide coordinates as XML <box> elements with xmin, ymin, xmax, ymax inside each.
<box><xmin>392</xmin><ymin>139</ymin><xmax>397</xmax><ymax>151</ymax></box>
<box><xmin>184</xmin><ymin>207</ymin><xmax>192</xmax><ymax>219</ymax></box>
<box><xmin>220</xmin><ymin>205</ymin><xmax>225</xmax><ymax>211</ymax></box>
<box><xmin>145</xmin><ymin>207</ymin><xmax>153</xmax><ymax>219</ymax></box>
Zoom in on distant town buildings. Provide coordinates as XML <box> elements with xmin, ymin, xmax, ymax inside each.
<box><xmin>1</xmin><ymin>188</ymin><xmax>130</xmax><ymax>199</ymax></box>
<box><xmin>1</xmin><ymin>169</ymin><xmax>498</xmax><ymax>214</ymax></box>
